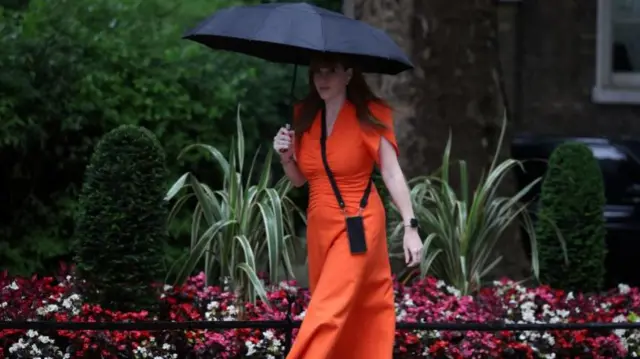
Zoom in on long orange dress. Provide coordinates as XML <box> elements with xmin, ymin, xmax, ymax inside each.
<box><xmin>286</xmin><ymin>100</ymin><xmax>399</xmax><ymax>359</ymax></box>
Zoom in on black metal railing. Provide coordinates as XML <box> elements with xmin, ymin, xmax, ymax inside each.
<box><xmin>2</xmin><ymin>288</ymin><xmax>639</xmax><ymax>357</ymax></box>
<box><xmin>3</xmin><ymin>318</ymin><xmax>640</xmax><ymax>356</ymax></box>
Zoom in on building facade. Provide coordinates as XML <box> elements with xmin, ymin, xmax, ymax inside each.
<box><xmin>499</xmin><ymin>0</ymin><xmax>640</xmax><ymax>136</ymax></box>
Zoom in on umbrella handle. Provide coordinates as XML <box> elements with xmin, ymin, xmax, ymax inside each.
<box><xmin>279</xmin><ymin>124</ymin><xmax>291</xmax><ymax>153</ymax></box>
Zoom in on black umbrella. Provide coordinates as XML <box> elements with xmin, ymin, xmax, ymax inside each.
<box><xmin>182</xmin><ymin>2</ymin><xmax>413</xmax><ymax>75</ymax></box>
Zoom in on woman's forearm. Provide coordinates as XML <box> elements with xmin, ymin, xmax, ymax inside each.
<box><xmin>281</xmin><ymin>157</ymin><xmax>307</xmax><ymax>187</ymax></box>
<box><xmin>379</xmin><ymin>138</ymin><xmax>415</xmax><ymax>224</ymax></box>
<box><xmin>382</xmin><ymin>167</ymin><xmax>415</xmax><ymax>224</ymax></box>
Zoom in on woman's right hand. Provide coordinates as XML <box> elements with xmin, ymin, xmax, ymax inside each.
<box><xmin>273</xmin><ymin>126</ymin><xmax>295</xmax><ymax>160</ymax></box>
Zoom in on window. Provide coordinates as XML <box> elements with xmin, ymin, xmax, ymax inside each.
<box><xmin>593</xmin><ymin>0</ymin><xmax>640</xmax><ymax>104</ymax></box>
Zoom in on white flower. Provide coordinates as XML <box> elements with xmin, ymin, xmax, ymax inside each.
<box><xmin>556</xmin><ymin>309</ymin><xmax>570</xmax><ymax>318</ymax></box>
<box><xmin>612</xmin><ymin>314</ymin><xmax>629</xmax><ymax>337</ymax></box>
<box><xmin>402</xmin><ymin>294</ymin><xmax>415</xmax><ymax>307</ymax></box>
<box><xmin>8</xmin><ymin>343</ymin><xmax>20</xmax><ymax>353</ymax></box>
<box><xmin>395</xmin><ymin>308</ymin><xmax>408</xmax><ymax>322</ymax></box>
<box><xmin>614</xmin><ymin>314</ymin><xmax>627</xmax><ymax>323</ymax></box>
<box><xmin>246</xmin><ymin>340</ymin><xmax>257</xmax><ymax>356</ymax></box>
<box><xmin>445</xmin><ymin>285</ymin><xmax>461</xmax><ymax>297</ymax></box>
<box><xmin>29</xmin><ymin>343</ymin><xmax>42</xmax><ymax>355</ymax></box>
<box><xmin>35</xmin><ymin>302</ymin><xmax>59</xmax><ymax>317</ymax></box>
<box><xmin>279</xmin><ymin>281</ymin><xmax>298</xmax><ymax>294</ymax></box>
<box><xmin>542</xmin><ymin>332</ymin><xmax>555</xmax><ymax>346</ymax></box>
<box><xmin>5</xmin><ymin>281</ymin><xmax>19</xmax><ymax>290</ymax></box>
<box><xmin>520</xmin><ymin>301</ymin><xmax>537</xmax><ymax>322</ymax></box>
<box><xmin>619</xmin><ymin>283</ymin><xmax>631</xmax><ymax>294</ymax></box>
<box><xmin>38</xmin><ymin>335</ymin><xmax>53</xmax><ymax>344</ymax></box>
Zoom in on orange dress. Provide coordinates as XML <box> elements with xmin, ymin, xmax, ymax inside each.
<box><xmin>286</xmin><ymin>100</ymin><xmax>398</xmax><ymax>359</ymax></box>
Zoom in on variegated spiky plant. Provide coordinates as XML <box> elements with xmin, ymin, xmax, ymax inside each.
<box><xmin>165</xmin><ymin>106</ymin><xmax>306</xmax><ymax>306</ymax></box>
<box><xmin>390</xmin><ymin>115</ymin><xmax>565</xmax><ymax>295</ymax></box>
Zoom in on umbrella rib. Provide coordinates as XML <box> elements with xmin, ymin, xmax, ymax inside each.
<box><xmin>247</xmin><ymin>8</ymin><xmax>276</xmax><ymax>48</ymax></box>
<box><xmin>321</xmin><ymin>10</ymin><xmax>327</xmax><ymax>54</ymax></box>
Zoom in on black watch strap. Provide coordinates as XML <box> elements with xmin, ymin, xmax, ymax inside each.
<box><xmin>405</xmin><ymin>218</ymin><xmax>418</xmax><ymax>229</ymax></box>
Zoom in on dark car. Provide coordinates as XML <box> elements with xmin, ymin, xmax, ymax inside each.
<box><xmin>511</xmin><ymin>135</ymin><xmax>640</xmax><ymax>288</ymax></box>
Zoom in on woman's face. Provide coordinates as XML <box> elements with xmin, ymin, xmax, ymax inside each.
<box><xmin>311</xmin><ymin>62</ymin><xmax>352</xmax><ymax>101</ymax></box>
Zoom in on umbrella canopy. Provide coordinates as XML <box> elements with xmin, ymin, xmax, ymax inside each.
<box><xmin>183</xmin><ymin>2</ymin><xmax>413</xmax><ymax>75</ymax></box>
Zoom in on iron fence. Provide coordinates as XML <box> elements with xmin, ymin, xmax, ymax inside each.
<box><xmin>3</xmin><ymin>316</ymin><xmax>640</xmax><ymax>356</ymax></box>
<box><xmin>1</xmin><ymin>288</ymin><xmax>639</xmax><ymax>357</ymax></box>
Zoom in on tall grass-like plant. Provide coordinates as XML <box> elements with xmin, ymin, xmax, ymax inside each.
<box><xmin>165</xmin><ymin>107</ymin><xmax>306</xmax><ymax>305</ymax></box>
<box><xmin>391</xmin><ymin>116</ymin><xmax>565</xmax><ymax>295</ymax></box>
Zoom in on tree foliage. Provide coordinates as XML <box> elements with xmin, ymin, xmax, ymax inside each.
<box><xmin>0</xmin><ymin>0</ymin><xmax>305</xmax><ymax>275</ymax></box>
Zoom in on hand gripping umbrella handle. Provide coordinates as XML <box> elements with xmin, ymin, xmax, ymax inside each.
<box><xmin>279</xmin><ymin>124</ymin><xmax>291</xmax><ymax>153</ymax></box>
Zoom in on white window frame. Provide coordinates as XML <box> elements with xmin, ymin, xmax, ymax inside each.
<box><xmin>593</xmin><ymin>0</ymin><xmax>640</xmax><ymax>104</ymax></box>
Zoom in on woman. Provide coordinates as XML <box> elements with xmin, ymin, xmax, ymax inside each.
<box><xmin>272</xmin><ymin>54</ymin><xmax>423</xmax><ymax>359</ymax></box>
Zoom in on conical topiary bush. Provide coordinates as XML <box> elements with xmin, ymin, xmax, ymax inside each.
<box><xmin>535</xmin><ymin>141</ymin><xmax>607</xmax><ymax>292</ymax></box>
<box><xmin>73</xmin><ymin>124</ymin><xmax>169</xmax><ymax>311</ymax></box>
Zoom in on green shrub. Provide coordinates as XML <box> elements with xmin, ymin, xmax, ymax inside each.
<box><xmin>73</xmin><ymin>125</ymin><xmax>169</xmax><ymax>312</ymax></box>
<box><xmin>535</xmin><ymin>142</ymin><xmax>606</xmax><ymax>292</ymax></box>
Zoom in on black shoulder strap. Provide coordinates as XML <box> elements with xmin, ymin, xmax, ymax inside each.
<box><xmin>319</xmin><ymin>105</ymin><xmax>375</xmax><ymax>213</ymax></box>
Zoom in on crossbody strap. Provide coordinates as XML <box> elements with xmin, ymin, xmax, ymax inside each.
<box><xmin>319</xmin><ymin>105</ymin><xmax>375</xmax><ymax>213</ymax></box>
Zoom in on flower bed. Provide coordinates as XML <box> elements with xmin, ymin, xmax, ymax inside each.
<box><xmin>2</xmin><ymin>266</ymin><xmax>640</xmax><ymax>358</ymax></box>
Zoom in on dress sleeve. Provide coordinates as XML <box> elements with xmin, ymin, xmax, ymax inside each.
<box><xmin>362</xmin><ymin>101</ymin><xmax>400</xmax><ymax>166</ymax></box>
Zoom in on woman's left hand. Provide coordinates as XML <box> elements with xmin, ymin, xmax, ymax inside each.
<box><xmin>403</xmin><ymin>229</ymin><xmax>423</xmax><ymax>267</ymax></box>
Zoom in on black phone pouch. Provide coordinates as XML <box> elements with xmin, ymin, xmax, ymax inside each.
<box><xmin>346</xmin><ymin>215</ymin><xmax>367</xmax><ymax>254</ymax></box>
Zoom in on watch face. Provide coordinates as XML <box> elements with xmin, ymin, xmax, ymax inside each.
<box><xmin>410</xmin><ymin>218</ymin><xmax>418</xmax><ymax>228</ymax></box>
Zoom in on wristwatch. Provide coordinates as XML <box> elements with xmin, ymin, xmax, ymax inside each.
<box><xmin>405</xmin><ymin>218</ymin><xmax>419</xmax><ymax>229</ymax></box>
